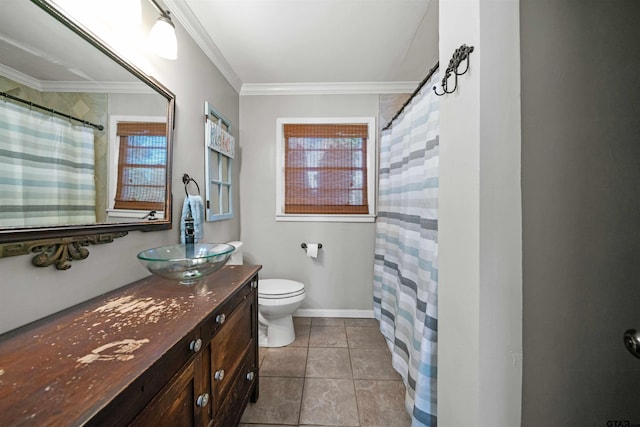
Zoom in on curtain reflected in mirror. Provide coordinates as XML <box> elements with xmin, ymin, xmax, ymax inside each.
<box><xmin>0</xmin><ymin>98</ymin><xmax>97</xmax><ymax>227</ymax></box>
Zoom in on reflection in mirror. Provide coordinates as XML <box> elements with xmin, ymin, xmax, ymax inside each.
<box><xmin>108</xmin><ymin>115</ymin><xmax>167</xmax><ymax>222</ymax></box>
<box><xmin>0</xmin><ymin>0</ymin><xmax>174</xmax><ymax>266</ymax></box>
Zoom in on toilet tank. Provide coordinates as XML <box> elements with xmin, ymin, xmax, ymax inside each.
<box><xmin>226</xmin><ymin>241</ymin><xmax>243</xmax><ymax>265</ymax></box>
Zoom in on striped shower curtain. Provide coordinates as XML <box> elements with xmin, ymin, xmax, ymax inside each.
<box><xmin>0</xmin><ymin>101</ymin><xmax>96</xmax><ymax>227</ymax></box>
<box><xmin>373</xmin><ymin>71</ymin><xmax>439</xmax><ymax>427</ymax></box>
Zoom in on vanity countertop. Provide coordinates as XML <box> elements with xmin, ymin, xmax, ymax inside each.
<box><xmin>0</xmin><ymin>264</ymin><xmax>261</xmax><ymax>426</ymax></box>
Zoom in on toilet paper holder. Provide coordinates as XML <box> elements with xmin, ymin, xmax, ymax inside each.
<box><xmin>301</xmin><ymin>243</ymin><xmax>322</xmax><ymax>249</ymax></box>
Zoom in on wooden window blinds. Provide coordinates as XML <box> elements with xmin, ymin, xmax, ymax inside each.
<box><xmin>284</xmin><ymin>123</ymin><xmax>369</xmax><ymax>215</ymax></box>
<box><xmin>114</xmin><ymin>122</ymin><xmax>167</xmax><ymax>211</ymax></box>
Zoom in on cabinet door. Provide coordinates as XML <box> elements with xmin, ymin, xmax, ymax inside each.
<box><xmin>209</xmin><ymin>293</ymin><xmax>256</xmax><ymax>417</ymax></box>
<box><xmin>130</xmin><ymin>354</ymin><xmax>207</xmax><ymax>427</ymax></box>
<box><xmin>211</xmin><ymin>349</ymin><xmax>258</xmax><ymax>427</ymax></box>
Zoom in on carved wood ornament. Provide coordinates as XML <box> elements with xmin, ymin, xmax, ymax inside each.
<box><xmin>0</xmin><ymin>232</ymin><xmax>127</xmax><ymax>270</ymax></box>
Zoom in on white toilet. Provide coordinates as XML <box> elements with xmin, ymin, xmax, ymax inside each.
<box><xmin>226</xmin><ymin>241</ymin><xmax>306</xmax><ymax>347</ymax></box>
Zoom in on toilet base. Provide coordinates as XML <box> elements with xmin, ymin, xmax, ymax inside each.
<box><xmin>258</xmin><ymin>314</ymin><xmax>295</xmax><ymax>347</ymax></box>
<box><xmin>258</xmin><ymin>324</ymin><xmax>268</xmax><ymax>347</ymax></box>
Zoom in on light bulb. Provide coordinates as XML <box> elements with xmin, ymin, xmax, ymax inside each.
<box><xmin>149</xmin><ymin>16</ymin><xmax>177</xmax><ymax>60</ymax></box>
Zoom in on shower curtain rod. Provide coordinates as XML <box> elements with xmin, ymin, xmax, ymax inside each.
<box><xmin>382</xmin><ymin>61</ymin><xmax>439</xmax><ymax>132</ymax></box>
<box><xmin>1</xmin><ymin>91</ymin><xmax>104</xmax><ymax>131</ymax></box>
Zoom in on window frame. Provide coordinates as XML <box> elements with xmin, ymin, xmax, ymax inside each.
<box><xmin>275</xmin><ymin>117</ymin><xmax>376</xmax><ymax>223</ymax></box>
<box><xmin>204</xmin><ymin>102</ymin><xmax>234</xmax><ymax>222</ymax></box>
<box><xmin>107</xmin><ymin>115</ymin><xmax>167</xmax><ymax>220</ymax></box>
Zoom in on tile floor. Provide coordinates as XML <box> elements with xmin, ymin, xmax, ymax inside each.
<box><xmin>240</xmin><ymin>317</ymin><xmax>411</xmax><ymax>427</ymax></box>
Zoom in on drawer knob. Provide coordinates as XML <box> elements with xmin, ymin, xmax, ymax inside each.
<box><xmin>196</xmin><ymin>393</ymin><xmax>209</xmax><ymax>408</ymax></box>
<box><xmin>246</xmin><ymin>371</ymin><xmax>255</xmax><ymax>381</ymax></box>
<box><xmin>251</xmin><ymin>281</ymin><xmax>257</xmax><ymax>289</ymax></box>
<box><xmin>189</xmin><ymin>338</ymin><xmax>202</xmax><ymax>353</ymax></box>
<box><xmin>216</xmin><ymin>313</ymin><xmax>226</xmax><ymax>324</ymax></box>
<box><xmin>214</xmin><ymin>369</ymin><xmax>225</xmax><ymax>381</ymax></box>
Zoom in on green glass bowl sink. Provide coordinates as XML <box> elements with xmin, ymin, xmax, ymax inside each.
<box><xmin>137</xmin><ymin>243</ymin><xmax>235</xmax><ymax>285</ymax></box>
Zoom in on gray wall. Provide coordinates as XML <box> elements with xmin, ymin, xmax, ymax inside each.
<box><xmin>521</xmin><ymin>1</ymin><xmax>640</xmax><ymax>425</ymax></box>
<box><xmin>438</xmin><ymin>0</ymin><xmax>522</xmax><ymax>425</ymax></box>
<box><xmin>239</xmin><ymin>94</ymin><xmax>378</xmax><ymax>314</ymax></box>
<box><xmin>0</xmin><ymin>6</ymin><xmax>240</xmax><ymax>334</ymax></box>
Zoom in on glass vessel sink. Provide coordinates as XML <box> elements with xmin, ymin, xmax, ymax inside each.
<box><xmin>137</xmin><ymin>243</ymin><xmax>235</xmax><ymax>285</ymax></box>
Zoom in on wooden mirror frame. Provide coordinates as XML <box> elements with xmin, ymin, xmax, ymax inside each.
<box><xmin>0</xmin><ymin>0</ymin><xmax>175</xmax><ymax>269</ymax></box>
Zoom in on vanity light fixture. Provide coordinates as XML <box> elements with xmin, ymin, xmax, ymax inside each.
<box><xmin>148</xmin><ymin>0</ymin><xmax>178</xmax><ymax>60</ymax></box>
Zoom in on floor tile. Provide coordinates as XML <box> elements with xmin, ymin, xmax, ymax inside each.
<box><xmin>245</xmin><ymin>318</ymin><xmax>412</xmax><ymax>426</ymax></box>
<box><xmin>346</xmin><ymin>326</ymin><xmax>387</xmax><ymax>349</ymax></box>
<box><xmin>241</xmin><ymin>377</ymin><xmax>304</xmax><ymax>425</ymax></box>
<box><xmin>240</xmin><ymin>424</ymin><xmax>293</xmax><ymax>427</ymax></box>
<box><xmin>293</xmin><ymin>316</ymin><xmax>312</xmax><ymax>326</ymax></box>
<box><xmin>289</xmin><ymin>324</ymin><xmax>310</xmax><ymax>347</ymax></box>
<box><xmin>355</xmin><ymin>380</ymin><xmax>412</xmax><ymax>427</ymax></box>
<box><xmin>311</xmin><ymin>317</ymin><xmax>345</xmax><ymax>326</ymax></box>
<box><xmin>344</xmin><ymin>318</ymin><xmax>378</xmax><ymax>328</ymax></box>
<box><xmin>261</xmin><ymin>347</ymin><xmax>308</xmax><ymax>377</ymax></box>
<box><xmin>309</xmin><ymin>325</ymin><xmax>347</xmax><ymax>347</ymax></box>
<box><xmin>258</xmin><ymin>347</ymin><xmax>267</xmax><ymax>367</ymax></box>
<box><xmin>299</xmin><ymin>378</ymin><xmax>359</xmax><ymax>426</ymax></box>
<box><xmin>306</xmin><ymin>347</ymin><xmax>352</xmax><ymax>379</ymax></box>
<box><xmin>350</xmin><ymin>348</ymin><xmax>400</xmax><ymax>380</ymax></box>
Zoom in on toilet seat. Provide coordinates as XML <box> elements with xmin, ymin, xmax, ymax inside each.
<box><xmin>259</xmin><ymin>279</ymin><xmax>305</xmax><ymax>299</ymax></box>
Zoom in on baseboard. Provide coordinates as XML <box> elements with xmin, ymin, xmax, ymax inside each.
<box><xmin>293</xmin><ymin>308</ymin><xmax>374</xmax><ymax>318</ymax></box>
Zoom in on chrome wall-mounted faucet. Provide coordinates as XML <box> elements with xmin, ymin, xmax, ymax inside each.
<box><xmin>184</xmin><ymin>208</ymin><xmax>195</xmax><ymax>245</ymax></box>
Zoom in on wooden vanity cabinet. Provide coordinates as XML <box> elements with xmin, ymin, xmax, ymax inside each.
<box><xmin>0</xmin><ymin>265</ymin><xmax>261</xmax><ymax>427</ymax></box>
<box><xmin>131</xmin><ymin>272</ymin><xmax>260</xmax><ymax>427</ymax></box>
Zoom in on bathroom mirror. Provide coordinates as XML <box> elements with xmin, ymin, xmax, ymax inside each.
<box><xmin>0</xmin><ymin>0</ymin><xmax>175</xmax><ymax>267</ymax></box>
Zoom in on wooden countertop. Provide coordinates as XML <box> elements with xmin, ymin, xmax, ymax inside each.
<box><xmin>0</xmin><ymin>265</ymin><xmax>261</xmax><ymax>426</ymax></box>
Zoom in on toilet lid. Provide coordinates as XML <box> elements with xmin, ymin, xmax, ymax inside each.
<box><xmin>259</xmin><ymin>279</ymin><xmax>305</xmax><ymax>299</ymax></box>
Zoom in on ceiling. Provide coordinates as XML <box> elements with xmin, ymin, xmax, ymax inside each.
<box><xmin>165</xmin><ymin>0</ymin><xmax>439</xmax><ymax>93</ymax></box>
<box><xmin>0</xmin><ymin>1</ymin><xmax>139</xmax><ymax>89</ymax></box>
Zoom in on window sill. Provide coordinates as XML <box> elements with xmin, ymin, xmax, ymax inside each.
<box><xmin>106</xmin><ymin>209</ymin><xmax>165</xmax><ymax>220</ymax></box>
<box><xmin>207</xmin><ymin>212</ymin><xmax>233</xmax><ymax>222</ymax></box>
<box><xmin>275</xmin><ymin>214</ymin><xmax>376</xmax><ymax>223</ymax></box>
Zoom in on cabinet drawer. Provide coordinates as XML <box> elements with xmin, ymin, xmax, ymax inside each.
<box><xmin>209</xmin><ymin>294</ymin><xmax>255</xmax><ymax>414</ymax></box>
<box><xmin>88</xmin><ymin>330</ymin><xmax>200</xmax><ymax>426</ymax></box>
<box><xmin>202</xmin><ymin>281</ymin><xmax>253</xmax><ymax>339</ymax></box>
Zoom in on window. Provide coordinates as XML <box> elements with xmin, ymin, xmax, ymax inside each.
<box><xmin>114</xmin><ymin>121</ymin><xmax>167</xmax><ymax>211</ymax></box>
<box><xmin>107</xmin><ymin>116</ymin><xmax>167</xmax><ymax>219</ymax></box>
<box><xmin>204</xmin><ymin>102</ymin><xmax>234</xmax><ymax>221</ymax></box>
<box><xmin>276</xmin><ymin>117</ymin><xmax>376</xmax><ymax>222</ymax></box>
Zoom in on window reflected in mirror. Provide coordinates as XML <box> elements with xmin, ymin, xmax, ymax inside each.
<box><xmin>109</xmin><ymin>118</ymin><xmax>167</xmax><ymax>221</ymax></box>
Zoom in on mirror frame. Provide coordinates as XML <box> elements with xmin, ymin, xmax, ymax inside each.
<box><xmin>0</xmin><ymin>0</ymin><xmax>175</xmax><ymax>269</ymax></box>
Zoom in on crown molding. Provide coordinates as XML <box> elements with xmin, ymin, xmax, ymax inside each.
<box><xmin>0</xmin><ymin>64</ymin><xmax>152</xmax><ymax>94</ymax></box>
<box><xmin>0</xmin><ymin>64</ymin><xmax>43</xmax><ymax>91</ymax></box>
<box><xmin>240</xmin><ymin>81</ymin><xmax>419</xmax><ymax>96</ymax></box>
<box><xmin>42</xmin><ymin>81</ymin><xmax>154</xmax><ymax>94</ymax></box>
<box><xmin>164</xmin><ymin>0</ymin><xmax>243</xmax><ymax>93</ymax></box>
